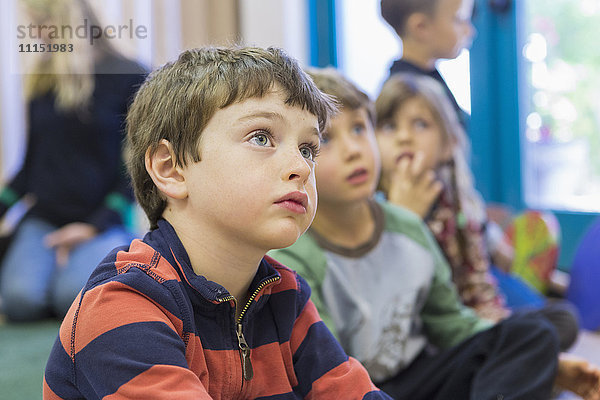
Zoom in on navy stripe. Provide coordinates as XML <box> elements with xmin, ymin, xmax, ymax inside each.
<box><xmin>190</xmin><ymin>288</ymin><xmax>301</xmax><ymax>350</ymax></box>
<box><xmin>293</xmin><ymin>321</ymin><xmax>349</xmax><ymax>397</ymax></box>
<box><xmin>74</xmin><ymin>321</ymin><xmax>189</xmax><ymax>399</ymax></box>
<box><xmin>245</xmin><ymin>288</ymin><xmax>298</xmax><ymax>347</ymax></box>
<box><xmin>365</xmin><ymin>390</ymin><xmax>390</xmax><ymax>399</ymax></box>
<box><xmin>44</xmin><ymin>336</ymin><xmax>83</xmax><ymax>399</ymax></box>
<box><xmin>294</xmin><ymin>273</ymin><xmax>312</xmax><ymax>314</ymax></box>
<box><xmin>255</xmin><ymin>392</ymin><xmax>300</xmax><ymax>399</ymax></box>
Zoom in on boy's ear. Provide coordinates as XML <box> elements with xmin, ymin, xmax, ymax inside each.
<box><xmin>405</xmin><ymin>12</ymin><xmax>430</xmax><ymax>39</ymax></box>
<box><xmin>145</xmin><ymin>139</ymin><xmax>188</xmax><ymax>200</ymax></box>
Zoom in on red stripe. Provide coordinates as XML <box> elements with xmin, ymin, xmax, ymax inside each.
<box><xmin>42</xmin><ymin>377</ymin><xmax>62</xmax><ymax>400</ymax></box>
<box><xmin>63</xmin><ymin>281</ymin><xmax>182</xmax><ymax>354</ymax></box>
<box><xmin>183</xmin><ymin>333</ymin><xmax>209</xmax><ymax>384</ymax></box>
<box><xmin>59</xmin><ymin>291</ymin><xmax>82</xmax><ymax>354</ymax></box>
<box><xmin>290</xmin><ymin>300</ymin><xmax>320</xmax><ymax>354</ymax></box>
<box><xmin>305</xmin><ymin>358</ymin><xmax>380</xmax><ymax>400</ymax></box>
<box><xmin>115</xmin><ymin>239</ymin><xmax>182</xmax><ymax>282</ymax></box>
<box><xmin>103</xmin><ymin>364</ymin><xmax>210</xmax><ymax>399</ymax></box>
<box><xmin>198</xmin><ymin>348</ymin><xmax>243</xmax><ymax>399</ymax></box>
<box><xmin>246</xmin><ymin>341</ymin><xmax>298</xmax><ymax>397</ymax></box>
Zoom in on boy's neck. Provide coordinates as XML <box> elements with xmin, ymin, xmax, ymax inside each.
<box><xmin>310</xmin><ymin>199</ymin><xmax>375</xmax><ymax>249</ymax></box>
<box><xmin>400</xmin><ymin>39</ymin><xmax>437</xmax><ymax>70</ymax></box>
<box><xmin>166</xmin><ymin>215</ymin><xmax>261</xmax><ymax>308</ymax></box>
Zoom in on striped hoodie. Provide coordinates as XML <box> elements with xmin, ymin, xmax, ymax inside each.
<box><xmin>43</xmin><ymin>219</ymin><xmax>389</xmax><ymax>399</ymax></box>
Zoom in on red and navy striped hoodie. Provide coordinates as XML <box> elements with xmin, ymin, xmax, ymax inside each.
<box><xmin>43</xmin><ymin>219</ymin><xmax>389</xmax><ymax>399</ymax></box>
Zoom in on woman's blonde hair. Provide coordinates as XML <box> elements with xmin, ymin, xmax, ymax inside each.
<box><xmin>21</xmin><ymin>0</ymin><xmax>115</xmax><ymax>110</ymax></box>
<box><xmin>376</xmin><ymin>73</ymin><xmax>486</xmax><ymax>223</ymax></box>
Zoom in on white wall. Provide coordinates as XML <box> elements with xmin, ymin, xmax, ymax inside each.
<box><xmin>239</xmin><ymin>0</ymin><xmax>308</xmax><ymax>66</ymax></box>
<box><xmin>337</xmin><ymin>0</ymin><xmax>471</xmax><ymax>112</ymax></box>
<box><xmin>1</xmin><ymin>0</ymin><xmax>26</xmax><ymax>181</ymax></box>
<box><xmin>1</xmin><ymin>0</ymin><xmax>311</xmax><ymax>180</ymax></box>
<box><xmin>337</xmin><ymin>0</ymin><xmax>400</xmax><ymax>98</ymax></box>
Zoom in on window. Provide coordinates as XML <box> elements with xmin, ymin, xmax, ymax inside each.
<box><xmin>336</xmin><ymin>0</ymin><xmax>472</xmax><ymax>111</ymax></box>
<box><xmin>522</xmin><ymin>0</ymin><xmax>600</xmax><ymax>212</ymax></box>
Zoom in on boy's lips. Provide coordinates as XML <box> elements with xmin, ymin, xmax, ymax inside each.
<box><xmin>274</xmin><ymin>191</ymin><xmax>308</xmax><ymax>214</ymax></box>
<box><xmin>346</xmin><ymin>167</ymin><xmax>369</xmax><ymax>185</ymax></box>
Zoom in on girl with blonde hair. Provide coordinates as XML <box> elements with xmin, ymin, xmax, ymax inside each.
<box><xmin>374</xmin><ymin>72</ymin><xmax>579</xmax><ymax>351</ymax></box>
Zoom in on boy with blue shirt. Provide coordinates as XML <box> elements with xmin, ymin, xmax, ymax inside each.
<box><xmin>270</xmin><ymin>67</ymin><xmax>600</xmax><ymax>400</ymax></box>
<box><xmin>43</xmin><ymin>46</ymin><xmax>390</xmax><ymax>399</ymax></box>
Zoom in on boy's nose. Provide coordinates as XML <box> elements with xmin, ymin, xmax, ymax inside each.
<box><xmin>394</xmin><ymin>127</ymin><xmax>412</xmax><ymax>143</ymax></box>
<box><xmin>284</xmin><ymin>149</ymin><xmax>312</xmax><ymax>182</ymax></box>
<box><xmin>341</xmin><ymin>135</ymin><xmax>362</xmax><ymax>161</ymax></box>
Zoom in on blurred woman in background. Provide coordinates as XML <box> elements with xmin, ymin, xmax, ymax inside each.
<box><xmin>0</xmin><ymin>0</ymin><xmax>146</xmax><ymax>321</ymax></box>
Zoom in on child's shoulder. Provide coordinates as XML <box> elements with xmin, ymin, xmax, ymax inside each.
<box><xmin>379</xmin><ymin>198</ymin><xmax>426</xmax><ymax>229</ymax></box>
<box><xmin>268</xmin><ymin>233</ymin><xmax>328</xmax><ymax>278</ymax></box>
<box><xmin>86</xmin><ymin>238</ymin><xmax>182</xmax><ymax>290</ymax></box>
<box><xmin>269</xmin><ymin>231</ymin><xmax>323</xmax><ymax>259</ymax></box>
<box><xmin>263</xmin><ymin>254</ymin><xmax>312</xmax><ymax>296</ymax></box>
<box><xmin>377</xmin><ymin>199</ymin><xmax>438</xmax><ymax>249</ymax></box>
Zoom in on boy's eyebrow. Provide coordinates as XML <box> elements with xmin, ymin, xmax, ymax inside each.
<box><xmin>237</xmin><ymin>111</ymin><xmax>321</xmax><ymax>139</ymax></box>
<box><xmin>236</xmin><ymin>111</ymin><xmax>285</xmax><ymax>123</ymax></box>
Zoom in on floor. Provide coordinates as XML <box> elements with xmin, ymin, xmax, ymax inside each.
<box><xmin>0</xmin><ymin>317</ymin><xmax>599</xmax><ymax>399</ymax></box>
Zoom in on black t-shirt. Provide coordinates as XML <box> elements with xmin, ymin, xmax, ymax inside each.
<box><xmin>389</xmin><ymin>59</ymin><xmax>470</xmax><ymax>133</ymax></box>
<box><xmin>4</xmin><ymin>54</ymin><xmax>147</xmax><ymax>230</ymax></box>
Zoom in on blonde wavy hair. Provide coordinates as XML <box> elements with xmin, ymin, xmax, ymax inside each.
<box><xmin>21</xmin><ymin>0</ymin><xmax>115</xmax><ymax>110</ymax></box>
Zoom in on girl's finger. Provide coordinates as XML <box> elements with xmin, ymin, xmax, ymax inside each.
<box><xmin>394</xmin><ymin>156</ymin><xmax>412</xmax><ymax>180</ymax></box>
<box><xmin>410</xmin><ymin>151</ymin><xmax>426</xmax><ymax>177</ymax></box>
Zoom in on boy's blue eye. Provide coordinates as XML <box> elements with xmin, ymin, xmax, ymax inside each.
<box><xmin>300</xmin><ymin>144</ymin><xmax>320</xmax><ymax>161</ymax></box>
<box><xmin>380</xmin><ymin>122</ymin><xmax>395</xmax><ymax>133</ymax></box>
<box><xmin>320</xmin><ymin>135</ymin><xmax>330</xmax><ymax>145</ymax></box>
<box><xmin>352</xmin><ymin>123</ymin><xmax>365</xmax><ymax>135</ymax></box>
<box><xmin>250</xmin><ymin>133</ymin><xmax>272</xmax><ymax>147</ymax></box>
<box><xmin>414</xmin><ymin>118</ymin><xmax>429</xmax><ymax>130</ymax></box>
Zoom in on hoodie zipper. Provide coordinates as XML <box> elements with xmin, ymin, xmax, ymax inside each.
<box><xmin>218</xmin><ymin>276</ymin><xmax>281</xmax><ymax>384</ymax></box>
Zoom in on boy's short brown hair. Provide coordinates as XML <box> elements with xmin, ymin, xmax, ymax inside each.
<box><xmin>126</xmin><ymin>46</ymin><xmax>336</xmax><ymax>229</ymax></box>
<box><xmin>380</xmin><ymin>0</ymin><xmax>439</xmax><ymax>36</ymax></box>
<box><xmin>304</xmin><ymin>67</ymin><xmax>375</xmax><ymax>126</ymax></box>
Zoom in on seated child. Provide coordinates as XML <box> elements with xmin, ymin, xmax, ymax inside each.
<box><xmin>43</xmin><ymin>46</ymin><xmax>391</xmax><ymax>399</ymax></box>
<box><xmin>380</xmin><ymin>0</ymin><xmax>561</xmax><ymax>299</ymax></box>
<box><xmin>374</xmin><ymin>72</ymin><xmax>579</xmax><ymax>351</ymax></box>
<box><xmin>270</xmin><ymin>67</ymin><xmax>600</xmax><ymax>400</ymax></box>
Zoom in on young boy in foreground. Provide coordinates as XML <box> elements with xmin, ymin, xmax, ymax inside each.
<box><xmin>270</xmin><ymin>67</ymin><xmax>600</xmax><ymax>400</ymax></box>
<box><xmin>43</xmin><ymin>47</ymin><xmax>391</xmax><ymax>399</ymax></box>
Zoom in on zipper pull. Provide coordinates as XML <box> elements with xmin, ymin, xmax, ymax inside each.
<box><xmin>236</xmin><ymin>323</ymin><xmax>253</xmax><ymax>381</ymax></box>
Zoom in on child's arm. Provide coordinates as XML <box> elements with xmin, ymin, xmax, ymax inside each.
<box><xmin>418</xmin><ymin>223</ymin><xmax>494</xmax><ymax>347</ymax></box>
<box><xmin>44</xmin><ymin>284</ymin><xmax>212</xmax><ymax>399</ymax></box>
<box><xmin>290</xmin><ymin>274</ymin><xmax>393</xmax><ymax>399</ymax></box>
<box><xmin>386</xmin><ymin>152</ymin><xmax>442</xmax><ymax>218</ymax></box>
